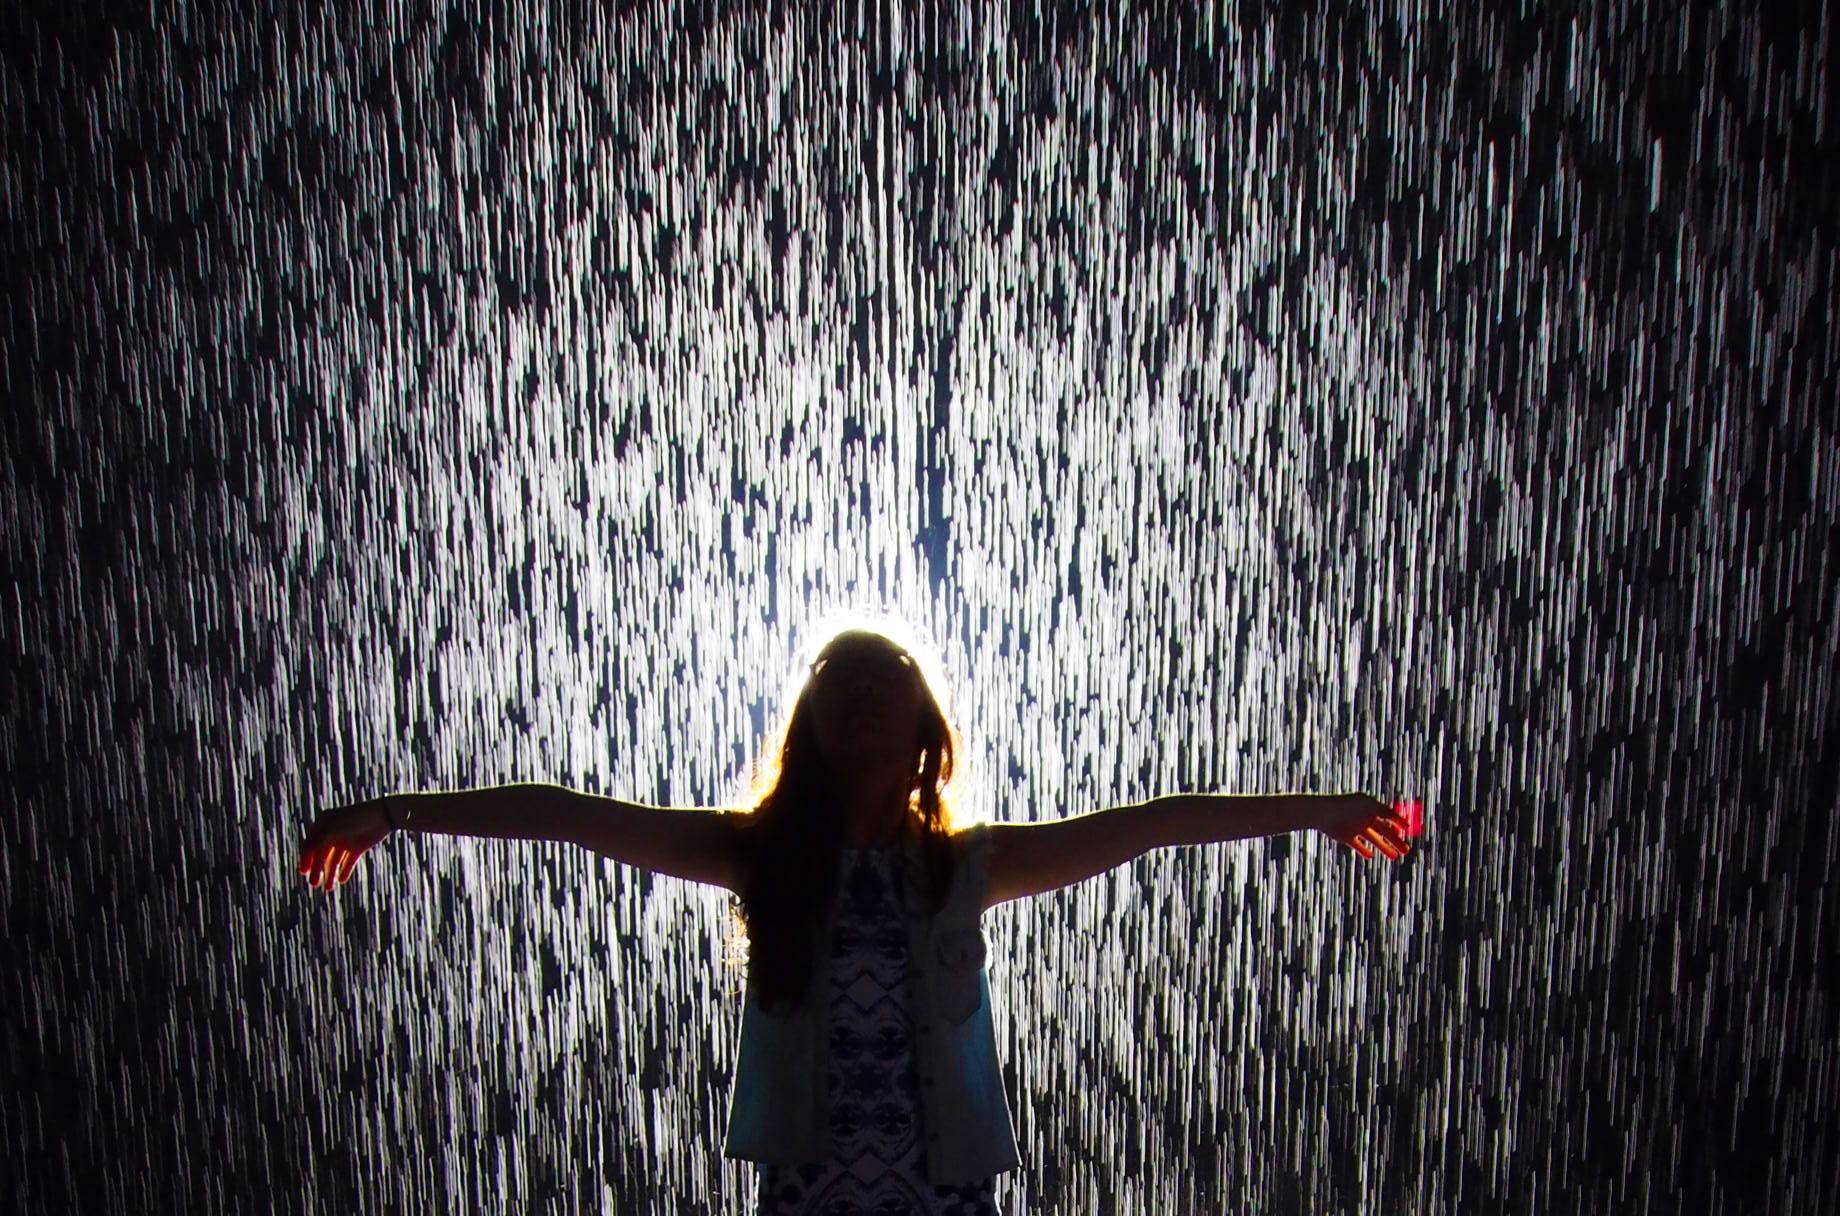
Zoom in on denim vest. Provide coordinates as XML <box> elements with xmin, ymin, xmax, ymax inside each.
<box><xmin>722</xmin><ymin>821</ymin><xmax>1023</xmax><ymax>1186</ymax></box>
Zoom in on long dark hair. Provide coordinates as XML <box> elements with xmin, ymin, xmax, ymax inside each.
<box><xmin>724</xmin><ymin>625</ymin><xmax>964</xmax><ymax>1012</ymax></box>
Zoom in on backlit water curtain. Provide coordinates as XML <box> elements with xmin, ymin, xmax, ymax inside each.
<box><xmin>6</xmin><ymin>2</ymin><xmax>1836</xmax><ymax>1212</ymax></box>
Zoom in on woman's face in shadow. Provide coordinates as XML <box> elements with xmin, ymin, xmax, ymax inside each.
<box><xmin>805</xmin><ymin>642</ymin><xmax>923</xmax><ymax>773</ymax></box>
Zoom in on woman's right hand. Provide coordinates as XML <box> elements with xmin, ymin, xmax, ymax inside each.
<box><xmin>298</xmin><ymin>796</ymin><xmax>397</xmax><ymax>890</ymax></box>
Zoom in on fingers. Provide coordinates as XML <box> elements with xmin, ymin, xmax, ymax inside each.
<box><xmin>298</xmin><ymin>838</ymin><xmax>325</xmax><ymax>885</ymax></box>
<box><xmin>1363</xmin><ymin>820</ymin><xmax>1409</xmax><ymax>861</ymax></box>
<box><xmin>298</xmin><ymin>844</ymin><xmax>355</xmax><ymax>890</ymax></box>
<box><xmin>1364</xmin><ymin>826</ymin><xmax>1404</xmax><ymax>860</ymax></box>
<box><xmin>310</xmin><ymin>847</ymin><xmax>335</xmax><ymax>889</ymax></box>
<box><xmin>1342</xmin><ymin>810</ymin><xmax>1412</xmax><ymax>862</ymax></box>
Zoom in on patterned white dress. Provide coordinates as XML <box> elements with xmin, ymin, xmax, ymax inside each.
<box><xmin>755</xmin><ymin>845</ymin><xmax>1001</xmax><ymax>1216</ymax></box>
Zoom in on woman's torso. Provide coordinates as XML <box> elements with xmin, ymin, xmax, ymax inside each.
<box><xmin>754</xmin><ymin>845</ymin><xmax>999</xmax><ymax>1216</ymax></box>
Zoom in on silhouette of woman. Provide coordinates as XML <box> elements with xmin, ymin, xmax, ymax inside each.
<box><xmin>298</xmin><ymin>624</ymin><xmax>1410</xmax><ymax>1214</ymax></box>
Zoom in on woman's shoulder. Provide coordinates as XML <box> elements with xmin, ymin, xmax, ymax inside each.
<box><xmin>938</xmin><ymin>820</ymin><xmax>990</xmax><ymax>856</ymax></box>
<box><xmin>901</xmin><ymin>821</ymin><xmax>992</xmax><ymax>884</ymax></box>
<box><xmin>945</xmin><ymin>822</ymin><xmax>997</xmax><ymax>889</ymax></box>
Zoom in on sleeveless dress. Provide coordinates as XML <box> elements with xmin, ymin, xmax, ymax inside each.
<box><xmin>755</xmin><ymin>844</ymin><xmax>1001</xmax><ymax>1216</ymax></box>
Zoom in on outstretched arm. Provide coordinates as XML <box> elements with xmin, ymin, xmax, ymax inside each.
<box><xmin>297</xmin><ymin>783</ymin><xmax>744</xmax><ymax>894</ymax></box>
<box><xmin>981</xmin><ymin>792</ymin><xmax>1409</xmax><ymax>910</ymax></box>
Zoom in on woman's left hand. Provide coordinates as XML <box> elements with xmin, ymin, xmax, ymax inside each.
<box><xmin>298</xmin><ymin>797</ymin><xmax>397</xmax><ymax>890</ymax></box>
<box><xmin>1313</xmin><ymin>794</ymin><xmax>1412</xmax><ymax>861</ymax></box>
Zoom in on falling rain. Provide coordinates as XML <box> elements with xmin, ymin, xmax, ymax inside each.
<box><xmin>4</xmin><ymin>2</ymin><xmax>1836</xmax><ymax>1213</ymax></box>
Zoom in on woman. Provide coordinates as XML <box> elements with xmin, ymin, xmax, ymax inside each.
<box><xmin>298</xmin><ymin>625</ymin><xmax>1411</xmax><ymax>1213</ymax></box>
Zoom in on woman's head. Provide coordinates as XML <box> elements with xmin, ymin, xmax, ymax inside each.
<box><xmin>726</xmin><ymin>620</ymin><xmax>964</xmax><ymax>1009</ymax></box>
<box><xmin>800</xmin><ymin>629</ymin><xmax>953</xmax><ymax>825</ymax></box>
<box><xmin>804</xmin><ymin>632</ymin><xmax>925</xmax><ymax>771</ymax></box>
